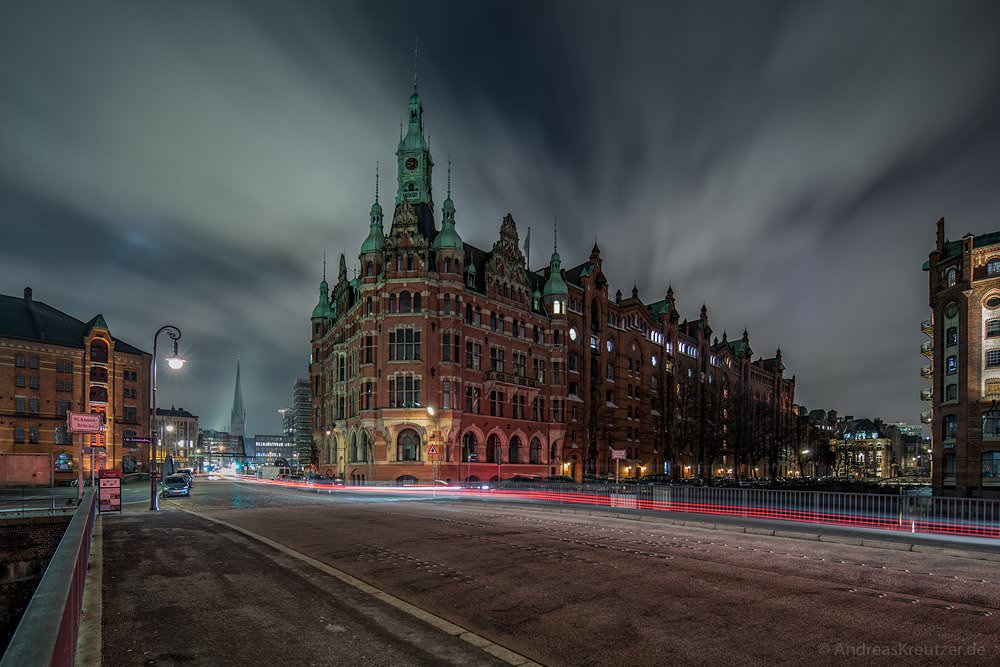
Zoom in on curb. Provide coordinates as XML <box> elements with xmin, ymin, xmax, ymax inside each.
<box><xmin>76</xmin><ymin>514</ymin><xmax>103</xmax><ymax>666</ymax></box>
<box><xmin>477</xmin><ymin>502</ymin><xmax>1000</xmax><ymax>562</ymax></box>
<box><xmin>174</xmin><ymin>505</ymin><xmax>543</xmax><ymax>667</ymax></box>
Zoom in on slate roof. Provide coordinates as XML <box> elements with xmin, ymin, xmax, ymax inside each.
<box><xmin>0</xmin><ymin>290</ymin><xmax>147</xmax><ymax>355</ymax></box>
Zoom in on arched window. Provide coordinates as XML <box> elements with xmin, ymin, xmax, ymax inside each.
<box><xmin>989</xmin><ymin>259</ymin><xmax>1000</xmax><ymax>276</ymax></box>
<box><xmin>529</xmin><ymin>437</ymin><xmax>542</xmax><ymax>464</ymax></box>
<box><xmin>407</xmin><ymin>254</ymin><xmax>415</xmax><ymax>271</ymax></box>
<box><xmin>508</xmin><ymin>436</ymin><xmax>522</xmax><ymax>464</ymax></box>
<box><xmin>89</xmin><ymin>367</ymin><xmax>108</xmax><ymax>382</ymax></box>
<box><xmin>397</xmin><ymin>429</ymin><xmax>420</xmax><ymax>461</ymax></box>
<box><xmin>413</xmin><ymin>293</ymin><xmax>421</xmax><ymax>312</ymax></box>
<box><xmin>486</xmin><ymin>434</ymin><xmax>501</xmax><ymax>464</ymax></box>
<box><xmin>89</xmin><ymin>386</ymin><xmax>108</xmax><ymax>403</ymax></box>
<box><xmin>983</xmin><ymin>451</ymin><xmax>1000</xmax><ymax>484</ymax></box>
<box><xmin>366</xmin><ymin>261</ymin><xmax>374</xmax><ymax>277</ymax></box>
<box><xmin>397</xmin><ymin>254</ymin><xmax>404</xmax><ymax>272</ymax></box>
<box><xmin>462</xmin><ymin>432</ymin><xmax>478</xmax><ymax>462</ymax></box>
<box><xmin>400</xmin><ymin>292</ymin><xmax>411</xmax><ymax>313</ymax></box>
<box><xmin>90</xmin><ymin>340</ymin><xmax>108</xmax><ymax>363</ymax></box>
<box><xmin>466</xmin><ymin>303</ymin><xmax>473</xmax><ymax>323</ymax></box>
<box><xmin>389</xmin><ymin>294</ymin><xmax>397</xmax><ymax>313</ymax></box>
<box><xmin>550</xmin><ymin>442</ymin><xmax>558</xmax><ymax>461</ymax></box>
<box><xmin>366</xmin><ymin>297</ymin><xmax>373</xmax><ymax>315</ymax></box>
<box><xmin>552</xmin><ymin>300</ymin><xmax>562</xmax><ymax>315</ymax></box>
<box><xmin>396</xmin><ymin>475</ymin><xmax>418</xmax><ymax>486</ymax></box>
<box><xmin>361</xmin><ymin>431</ymin><xmax>370</xmax><ymax>462</ymax></box>
<box><xmin>443</xmin><ymin>294</ymin><xmax>451</xmax><ymax>314</ymax></box>
<box><xmin>444</xmin><ymin>258</ymin><xmax>451</xmax><ymax>273</ymax></box>
<box><xmin>350</xmin><ymin>432</ymin><xmax>359</xmax><ymax>461</ymax></box>
<box><xmin>946</xmin><ymin>268</ymin><xmax>957</xmax><ymax>288</ymax></box>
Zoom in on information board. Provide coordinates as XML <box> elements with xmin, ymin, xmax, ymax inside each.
<box><xmin>98</xmin><ymin>468</ymin><xmax>122</xmax><ymax>513</ymax></box>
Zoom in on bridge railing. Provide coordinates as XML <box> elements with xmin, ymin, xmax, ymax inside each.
<box><xmin>1</xmin><ymin>487</ymin><xmax>97</xmax><ymax>667</ymax></box>
<box><xmin>488</xmin><ymin>482</ymin><xmax>1000</xmax><ymax>538</ymax></box>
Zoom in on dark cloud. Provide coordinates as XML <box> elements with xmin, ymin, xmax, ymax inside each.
<box><xmin>2</xmin><ymin>0</ymin><xmax>999</xmax><ymax>431</ymax></box>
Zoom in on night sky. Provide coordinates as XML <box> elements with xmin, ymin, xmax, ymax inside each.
<box><xmin>2</xmin><ymin>1</ymin><xmax>999</xmax><ymax>435</ymax></box>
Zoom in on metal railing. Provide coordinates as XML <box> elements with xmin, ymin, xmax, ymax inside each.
<box><xmin>484</xmin><ymin>370</ymin><xmax>538</xmax><ymax>388</ymax></box>
<box><xmin>485</xmin><ymin>482</ymin><xmax>1000</xmax><ymax>539</ymax></box>
<box><xmin>1</xmin><ymin>487</ymin><xmax>97</xmax><ymax>667</ymax></box>
<box><xmin>0</xmin><ymin>486</ymin><xmax>81</xmax><ymax>517</ymax></box>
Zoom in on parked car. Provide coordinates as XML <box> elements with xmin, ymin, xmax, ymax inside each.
<box><xmin>161</xmin><ymin>475</ymin><xmax>190</xmax><ymax>497</ymax></box>
<box><xmin>174</xmin><ymin>470</ymin><xmax>193</xmax><ymax>486</ymax></box>
<box><xmin>638</xmin><ymin>474</ymin><xmax>672</xmax><ymax>486</ymax></box>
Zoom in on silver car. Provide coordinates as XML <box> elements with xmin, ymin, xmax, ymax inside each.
<box><xmin>161</xmin><ymin>475</ymin><xmax>190</xmax><ymax>497</ymax></box>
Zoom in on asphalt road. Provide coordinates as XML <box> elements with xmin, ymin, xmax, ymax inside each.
<box><xmin>105</xmin><ymin>478</ymin><xmax>1000</xmax><ymax>665</ymax></box>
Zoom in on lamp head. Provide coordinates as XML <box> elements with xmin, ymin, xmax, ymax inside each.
<box><xmin>166</xmin><ymin>339</ymin><xmax>185</xmax><ymax>369</ymax></box>
<box><xmin>426</xmin><ymin>406</ymin><xmax>435</xmax><ymax>416</ymax></box>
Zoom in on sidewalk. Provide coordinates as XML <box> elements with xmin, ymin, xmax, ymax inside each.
<box><xmin>91</xmin><ymin>509</ymin><xmax>507</xmax><ymax>666</ymax></box>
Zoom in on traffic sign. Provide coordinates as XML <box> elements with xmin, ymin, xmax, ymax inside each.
<box><xmin>67</xmin><ymin>412</ymin><xmax>103</xmax><ymax>433</ymax></box>
<box><xmin>427</xmin><ymin>445</ymin><xmax>438</xmax><ymax>457</ymax></box>
<box><xmin>611</xmin><ymin>449</ymin><xmax>626</xmax><ymax>460</ymax></box>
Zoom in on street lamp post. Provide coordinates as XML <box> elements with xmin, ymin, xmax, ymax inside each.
<box><xmin>150</xmin><ymin>325</ymin><xmax>185</xmax><ymax>511</ymax></box>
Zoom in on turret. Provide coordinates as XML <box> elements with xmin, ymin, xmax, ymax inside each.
<box><xmin>542</xmin><ymin>224</ymin><xmax>569</xmax><ymax>316</ymax></box>
<box><xmin>360</xmin><ymin>163</ymin><xmax>385</xmax><ymax>258</ymax></box>
<box><xmin>432</xmin><ymin>160</ymin><xmax>463</xmax><ymax>254</ymax></box>
<box><xmin>311</xmin><ymin>256</ymin><xmax>332</xmax><ymax>322</ymax></box>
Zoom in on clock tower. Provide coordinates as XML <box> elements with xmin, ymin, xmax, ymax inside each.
<box><xmin>396</xmin><ymin>47</ymin><xmax>433</xmax><ymax>209</ymax></box>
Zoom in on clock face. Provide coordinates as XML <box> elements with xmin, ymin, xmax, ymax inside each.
<box><xmin>405</xmin><ymin>157</ymin><xmax>418</xmax><ymax>171</ymax></box>
<box><xmin>569</xmin><ymin>327</ymin><xmax>578</xmax><ymax>341</ymax></box>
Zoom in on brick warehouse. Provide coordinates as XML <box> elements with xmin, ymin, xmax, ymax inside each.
<box><xmin>0</xmin><ymin>288</ymin><xmax>151</xmax><ymax>481</ymax></box>
<box><xmin>310</xmin><ymin>79</ymin><xmax>795</xmax><ymax>484</ymax></box>
<box><xmin>924</xmin><ymin>217</ymin><xmax>1000</xmax><ymax>498</ymax></box>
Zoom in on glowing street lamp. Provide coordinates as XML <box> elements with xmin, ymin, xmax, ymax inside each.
<box><xmin>150</xmin><ymin>325</ymin><xmax>185</xmax><ymax>511</ymax></box>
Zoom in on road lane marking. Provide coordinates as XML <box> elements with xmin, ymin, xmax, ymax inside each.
<box><xmin>174</xmin><ymin>505</ymin><xmax>543</xmax><ymax>667</ymax></box>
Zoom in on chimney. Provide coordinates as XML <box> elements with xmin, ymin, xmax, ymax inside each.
<box><xmin>936</xmin><ymin>217</ymin><xmax>945</xmax><ymax>252</ymax></box>
<box><xmin>23</xmin><ymin>286</ymin><xmax>32</xmax><ymax>302</ymax></box>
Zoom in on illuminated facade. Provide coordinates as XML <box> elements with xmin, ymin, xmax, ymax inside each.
<box><xmin>310</xmin><ymin>79</ymin><xmax>795</xmax><ymax>484</ymax></box>
<box><xmin>925</xmin><ymin>217</ymin><xmax>1000</xmax><ymax>497</ymax></box>
<box><xmin>153</xmin><ymin>406</ymin><xmax>199</xmax><ymax>470</ymax></box>
<box><xmin>0</xmin><ymin>287</ymin><xmax>151</xmax><ymax>479</ymax></box>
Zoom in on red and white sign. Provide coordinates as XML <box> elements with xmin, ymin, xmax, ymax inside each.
<box><xmin>611</xmin><ymin>449</ymin><xmax>626</xmax><ymax>460</ymax></box>
<box><xmin>98</xmin><ymin>468</ymin><xmax>121</xmax><ymax>513</ymax></box>
<box><xmin>67</xmin><ymin>412</ymin><xmax>103</xmax><ymax>433</ymax></box>
<box><xmin>427</xmin><ymin>445</ymin><xmax>438</xmax><ymax>457</ymax></box>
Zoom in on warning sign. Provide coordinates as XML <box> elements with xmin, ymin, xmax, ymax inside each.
<box><xmin>427</xmin><ymin>445</ymin><xmax>438</xmax><ymax>457</ymax></box>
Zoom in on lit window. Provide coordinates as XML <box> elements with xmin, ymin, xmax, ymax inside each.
<box><xmin>590</xmin><ymin>336</ymin><xmax>598</xmax><ymax>350</ymax></box>
<box><xmin>552</xmin><ymin>300</ymin><xmax>562</xmax><ymax>315</ymax></box>
<box><xmin>651</xmin><ymin>355</ymin><xmax>658</xmax><ymax>367</ymax></box>
<box><xmin>989</xmin><ymin>259</ymin><xmax>1000</xmax><ymax>276</ymax></box>
<box><xmin>606</xmin><ymin>339</ymin><xmax>614</xmax><ymax>353</ymax></box>
<box><xmin>946</xmin><ymin>355</ymin><xmax>958</xmax><ymax>374</ymax></box>
<box><xmin>946</xmin><ymin>326</ymin><xmax>958</xmax><ymax>345</ymax></box>
<box><xmin>983</xmin><ymin>413</ymin><xmax>1000</xmax><ymax>439</ymax></box>
<box><xmin>946</xmin><ymin>268</ymin><xmax>957</xmax><ymax>288</ymax></box>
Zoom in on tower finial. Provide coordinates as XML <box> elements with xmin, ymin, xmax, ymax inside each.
<box><xmin>554</xmin><ymin>218</ymin><xmax>558</xmax><ymax>253</ymax></box>
<box><xmin>375</xmin><ymin>160</ymin><xmax>380</xmax><ymax>200</ymax></box>
<box><xmin>447</xmin><ymin>157</ymin><xmax>452</xmax><ymax>198</ymax></box>
<box><xmin>413</xmin><ymin>37</ymin><xmax>419</xmax><ymax>93</ymax></box>
<box><xmin>323</xmin><ymin>251</ymin><xmax>327</xmax><ymax>282</ymax></box>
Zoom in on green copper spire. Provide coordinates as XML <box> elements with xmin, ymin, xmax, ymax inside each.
<box><xmin>396</xmin><ymin>40</ymin><xmax>433</xmax><ymax>207</ymax></box>
<box><xmin>361</xmin><ymin>162</ymin><xmax>385</xmax><ymax>254</ymax></box>
<box><xmin>312</xmin><ymin>254</ymin><xmax>332</xmax><ymax>319</ymax></box>
<box><xmin>433</xmin><ymin>158</ymin><xmax>463</xmax><ymax>251</ymax></box>
<box><xmin>542</xmin><ymin>221</ymin><xmax>568</xmax><ymax>298</ymax></box>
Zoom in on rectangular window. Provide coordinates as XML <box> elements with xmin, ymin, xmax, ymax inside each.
<box><xmin>512</xmin><ymin>394</ymin><xmax>525</xmax><ymax>419</ymax></box>
<box><xmin>14</xmin><ymin>426</ymin><xmax>24</xmax><ymax>443</ymax></box>
<box><xmin>465</xmin><ymin>341</ymin><xmax>481</xmax><ymax>370</ymax></box>
<box><xmin>568</xmin><ymin>352</ymin><xmax>578</xmax><ymax>372</ymax></box>
<box><xmin>943</xmin><ymin>453</ymin><xmax>956</xmax><ymax>481</ymax></box>
<box><xmin>947</xmin><ymin>355</ymin><xmax>958</xmax><ymax>374</ymax></box>
<box><xmin>533</xmin><ymin>398</ymin><xmax>544</xmax><ymax>421</ymax></box>
<box><xmin>944</xmin><ymin>415</ymin><xmax>957</xmax><ymax>439</ymax></box>
<box><xmin>15</xmin><ymin>354</ymin><xmax>25</xmax><ymax>368</ymax></box>
<box><xmin>534</xmin><ymin>359</ymin><xmax>545</xmax><ymax>382</ymax></box>
<box><xmin>15</xmin><ymin>397</ymin><xmax>25</xmax><ymax>414</ymax></box>
<box><xmin>388</xmin><ymin>375</ymin><xmax>421</xmax><ymax>408</ymax></box>
<box><xmin>489</xmin><ymin>390</ymin><xmax>504</xmax><ymax>417</ymax></box>
<box><xmin>465</xmin><ymin>385</ymin><xmax>476</xmax><ymax>413</ymax></box>
<box><xmin>987</xmin><ymin>350</ymin><xmax>1000</xmax><ymax>368</ymax></box>
<box><xmin>606</xmin><ymin>362</ymin><xmax>614</xmax><ymax>381</ymax></box>
<box><xmin>363</xmin><ymin>382</ymin><xmax>374</xmax><ymax>410</ymax></box>
<box><xmin>552</xmin><ymin>362</ymin><xmax>563</xmax><ymax>385</ymax></box>
<box><xmin>29</xmin><ymin>356</ymin><xmax>38</xmax><ymax>369</ymax></box>
<box><xmin>490</xmin><ymin>347</ymin><xmax>505</xmax><ymax>373</ymax></box>
<box><xmin>364</xmin><ymin>335</ymin><xmax>374</xmax><ymax>364</ymax></box>
<box><xmin>551</xmin><ymin>399</ymin><xmax>561</xmax><ymax>423</ymax></box>
<box><xmin>29</xmin><ymin>376</ymin><xmax>38</xmax><ymax>389</ymax></box>
<box><xmin>389</xmin><ymin>328</ymin><xmax>421</xmax><ymax>361</ymax></box>
<box><xmin>442</xmin><ymin>380</ymin><xmax>453</xmax><ymax>409</ymax></box>
<box><xmin>29</xmin><ymin>428</ymin><xmax>39</xmax><ymax>444</ymax></box>
<box><xmin>124</xmin><ymin>407</ymin><xmax>137</xmax><ymax>422</ymax></box>
<box><xmin>15</xmin><ymin>376</ymin><xmax>25</xmax><ymax>388</ymax></box>
<box><xmin>986</xmin><ymin>380</ymin><xmax>1000</xmax><ymax>401</ymax></box>
<box><xmin>513</xmin><ymin>352</ymin><xmax>526</xmax><ymax>378</ymax></box>
<box><xmin>57</xmin><ymin>400</ymin><xmax>72</xmax><ymax>416</ymax></box>
<box><xmin>442</xmin><ymin>332</ymin><xmax>452</xmax><ymax>362</ymax></box>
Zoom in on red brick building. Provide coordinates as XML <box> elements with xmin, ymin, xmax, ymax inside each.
<box><xmin>0</xmin><ymin>288</ymin><xmax>151</xmax><ymax>481</ymax></box>
<box><xmin>310</xmin><ymin>83</ymin><xmax>795</xmax><ymax>484</ymax></box>
<box><xmin>924</xmin><ymin>217</ymin><xmax>1000</xmax><ymax>498</ymax></box>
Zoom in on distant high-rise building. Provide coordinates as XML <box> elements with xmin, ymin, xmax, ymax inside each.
<box><xmin>230</xmin><ymin>358</ymin><xmax>246</xmax><ymax>438</ymax></box>
<box><xmin>292</xmin><ymin>379</ymin><xmax>312</xmax><ymax>468</ymax></box>
<box><xmin>254</xmin><ymin>434</ymin><xmax>297</xmax><ymax>467</ymax></box>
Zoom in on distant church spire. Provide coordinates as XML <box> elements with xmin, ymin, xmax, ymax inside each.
<box><xmin>230</xmin><ymin>357</ymin><xmax>246</xmax><ymax>438</ymax></box>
